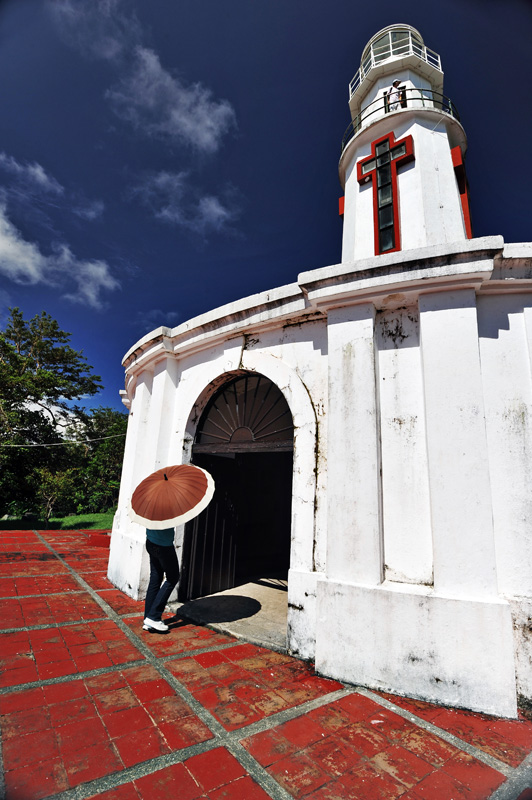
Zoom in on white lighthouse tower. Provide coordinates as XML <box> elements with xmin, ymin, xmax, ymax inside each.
<box><xmin>340</xmin><ymin>25</ymin><xmax>472</xmax><ymax>260</ymax></box>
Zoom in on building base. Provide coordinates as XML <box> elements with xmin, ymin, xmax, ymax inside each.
<box><xmin>315</xmin><ymin>579</ymin><xmax>518</xmax><ymax>718</ymax></box>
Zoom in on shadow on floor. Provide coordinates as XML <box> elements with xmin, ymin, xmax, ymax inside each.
<box><xmin>178</xmin><ymin>594</ymin><xmax>262</xmax><ymax>624</ymax></box>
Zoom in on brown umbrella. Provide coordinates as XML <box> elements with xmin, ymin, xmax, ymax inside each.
<box><xmin>128</xmin><ymin>464</ymin><xmax>215</xmax><ymax>529</ymax></box>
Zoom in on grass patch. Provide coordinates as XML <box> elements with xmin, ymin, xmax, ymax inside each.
<box><xmin>0</xmin><ymin>512</ymin><xmax>114</xmax><ymax>531</ymax></box>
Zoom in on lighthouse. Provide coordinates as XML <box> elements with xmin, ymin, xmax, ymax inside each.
<box><xmin>110</xmin><ymin>25</ymin><xmax>532</xmax><ymax>719</ymax></box>
<box><xmin>340</xmin><ymin>25</ymin><xmax>472</xmax><ymax>260</ymax></box>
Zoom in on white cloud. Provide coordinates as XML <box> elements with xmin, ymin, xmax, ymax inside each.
<box><xmin>49</xmin><ymin>2</ymin><xmax>235</xmax><ymax>153</ymax></box>
<box><xmin>197</xmin><ymin>196</ymin><xmax>236</xmax><ymax>233</ymax></box>
<box><xmin>47</xmin><ymin>0</ymin><xmax>140</xmax><ymax>62</ymax></box>
<box><xmin>59</xmin><ymin>248</ymin><xmax>120</xmax><ymax>307</ymax></box>
<box><xmin>131</xmin><ymin>170</ymin><xmax>239</xmax><ymax>235</ymax></box>
<box><xmin>0</xmin><ymin>152</ymin><xmax>104</xmax><ymax>227</ymax></box>
<box><xmin>0</xmin><ymin>204</ymin><xmax>119</xmax><ymax>309</ymax></box>
<box><xmin>135</xmin><ymin>308</ymin><xmax>181</xmax><ymax>332</ymax></box>
<box><xmin>0</xmin><ymin>152</ymin><xmax>64</xmax><ymax>195</ymax></box>
<box><xmin>0</xmin><ymin>206</ymin><xmax>49</xmax><ymax>284</ymax></box>
<box><xmin>131</xmin><ymin>170</ymin><xmax>188</xmax><ymax>225</ymax></box>
<box><xmin>107</xmin><ymin>47</ymin><xmax>235</xmax><ymax>153</ymax></box>
<box><xmin>72</xmin><ymin>199</ymin><xmax>105</xmax><ymax>221</ymax></box>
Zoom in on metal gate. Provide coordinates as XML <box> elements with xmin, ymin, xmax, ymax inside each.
<box><xmin>180</xmin><ymin>466</ymin><xmax>238</xmax><ymax>599</ymax></box>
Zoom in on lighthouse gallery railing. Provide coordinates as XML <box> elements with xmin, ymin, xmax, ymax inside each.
<box><xmin>341</xmin><ymin>88</ymin><xmax>460</xmax><ymax>154</ymax></box>
<box><xmin>350</xmin><ymin>33</ymin><xmax>441</xmax><ymax>97</ymax></box>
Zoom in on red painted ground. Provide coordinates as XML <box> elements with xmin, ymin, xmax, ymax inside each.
<box><xmin>0</xmin><ymin>529</ymin><xmax>531</xmax><ymax>800</ymax></box>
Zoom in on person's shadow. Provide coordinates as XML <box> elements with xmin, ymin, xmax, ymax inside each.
<box><xmin>170</xmin><ymin>595</ymin><xmax>261</xmax><ymax>627</ymax></box>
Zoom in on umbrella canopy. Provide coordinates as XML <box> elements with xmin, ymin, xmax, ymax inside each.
<box><xmin>128</xmin><ymin>464</ymin><xmax>215</xmax><ymax>529</ymax></box>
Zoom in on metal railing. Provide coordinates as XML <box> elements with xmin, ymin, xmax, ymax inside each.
<box><xmin>350</xmin><ymin>34</ymin><xmax>441</xmax><ymax>97</ymax></box>
<box><xmin>341</xmin><ymin>88</ymin><xmax>460</xmax><ymax>154</ymax></box>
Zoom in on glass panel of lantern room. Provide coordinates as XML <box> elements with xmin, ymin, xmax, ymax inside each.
<box><xmin>373</xmin><ymin>33</ymin><xmax>391</xmax><ymax>63</ymax></box>
<box><xmin>411</xmin><ymin>33</ymin><xmax>423</xmax><ymax>56</ymax></box>
<box><xmin>391</xmin><ymin>29</ymin><xmax>409</xmax><ymax>55</ymax></box>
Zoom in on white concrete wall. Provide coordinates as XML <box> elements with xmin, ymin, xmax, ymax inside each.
<box><xmin>477</xmin><ymin>293</ymin><xmax>532</xmax><ymax>701</ymax></box>
<box><xmin>326</xmin><ymin>303</ymin><xmax>382</xmax><ymax>585</ymax></box>
<box><xmin>376</xmin><ymin>306</ymin><xmax>432</xmax><ymax>585</ymax></box>
<box><xmin>478</xmin><ymin>294</ymin><xmax>532</xmax><ymax>597</ymax></box>
<box><xmin>419</xmin><ymin>289</ymin><xmax>498</xmax><ymax>599</ymax></box>
<box><xmin>111</xmin><ymin>239</ymin><xmax>532</xmax><ymax>717</ymax></box>
<box><xmin>108</xmin><ymin>370</ymin><xmax>153</xmax><ymax>599</ymax></box>
<box><xmin>316</xmin><ymin>581</ymin><xmax>517</xmax><ymax>717</ymax></box>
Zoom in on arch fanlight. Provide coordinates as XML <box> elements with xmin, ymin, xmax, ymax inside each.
<box><xmin>193</xmin><ymin>374</ymin><xmax>294</xmax><ymax>454</ymax></box>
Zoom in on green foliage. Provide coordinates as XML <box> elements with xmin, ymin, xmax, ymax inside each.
<box><xmin>0</xmin><ymin>307</ymin><xmax>127</xmax><ymax>519</ymax></box>
<box><xmin>34</xmin><ymin>467</ymin><xmax>78</xmax><ymax>522</ymax></box>
<box><xmin>72</xmin><ymin>407</ymin><xmax>128</xmax><ymax>513</ymax></box>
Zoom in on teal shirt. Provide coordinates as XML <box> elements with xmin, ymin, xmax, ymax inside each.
<box><xmin>146</xmin><ymin>528</ymin><xmax>175</xmax><ymax>546</ymax></box>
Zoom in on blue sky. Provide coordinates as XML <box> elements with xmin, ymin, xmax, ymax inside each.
<box><xmin>0</xmin><ymin>0</ymin><xmax>530</xmax><ymax>412</ymax></box>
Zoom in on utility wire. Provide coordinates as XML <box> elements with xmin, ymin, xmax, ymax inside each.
<box><xmin>0</xmin><ymin>433</ymin><xmax>126</xmax><ymax>448</ymax></box>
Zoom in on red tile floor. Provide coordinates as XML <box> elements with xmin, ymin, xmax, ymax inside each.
<box><xmin>1</xmin><ymin>530</ymin><xmax>532</xmax><ymax>799</ymax></box>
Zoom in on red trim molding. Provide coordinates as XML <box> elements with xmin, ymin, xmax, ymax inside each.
<box><xmin>451</xmin><ymin>145</ymin><xmax>473</xmax><ymax>239</ymax></box>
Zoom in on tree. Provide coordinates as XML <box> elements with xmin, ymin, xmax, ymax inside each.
<box><xmin>0</xmin><ymin>307</ymin><xmax>102</xmax><ymax>433</ymax></box>
<box><xmin>34</xmin><ymin>467</ymin><xmax>78</xmax><ymax>523</ymax></box>
<box><xmin>0</xmin><ymin>307</ymin><xmax>104</xmax><ymax>516</ymax></box>
<box><xmin>74</xmin><ymin>407</ymin><xmax>128</xmax><ymax>513</ymax></box>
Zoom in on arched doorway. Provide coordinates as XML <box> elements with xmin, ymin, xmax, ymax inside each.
<box><xmin>179</xmin><ymin>373</ymin><xmax>294</xmax><ymax>601</ymax></box>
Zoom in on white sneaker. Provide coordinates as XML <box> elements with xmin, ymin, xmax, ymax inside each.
<box><xmin>143</xmin><ymin>618</ymin><xmax>169</xmax><ymax>633</ymax></box>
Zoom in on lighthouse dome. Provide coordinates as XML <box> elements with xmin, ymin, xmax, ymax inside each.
<box><xmin>349</xmin><ymin>23</ymin><xmax>443</xmax><ymax>118</ymax></box>
<box><xmin>361</xmin><ymin>25</ymin><xmax>424</xmax><ymax>66</ymax></box>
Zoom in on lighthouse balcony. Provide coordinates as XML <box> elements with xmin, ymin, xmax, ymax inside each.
<box><xmin>341</xmin><ymin>88</ymin><xmax>460</xmax><ymax>154</ymax></box>
<box><xmin>350</xmin><ymin>26</ymin><xmax>442</xmax><ymax>101</ymax></box>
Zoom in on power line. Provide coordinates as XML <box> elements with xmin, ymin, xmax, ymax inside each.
<box><xmin>0</xmin><ymin>433</ymin><xmax>126</xmax><ymax>448</ymax></box>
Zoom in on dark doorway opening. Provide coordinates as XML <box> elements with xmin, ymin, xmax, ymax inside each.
<box><xmin>179</xmin><ymin>374</ymin><xmax>293</xmax><ymax>602</ymax></box>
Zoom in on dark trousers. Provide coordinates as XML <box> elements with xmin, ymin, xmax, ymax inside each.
<box><xmin>144</xmin><ymin>539</ymin><xmax>180</xmax><ymax>621</ymax></box>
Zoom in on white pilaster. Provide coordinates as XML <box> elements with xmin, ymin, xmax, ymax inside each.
<box><xmin>109</xmin><ymin>368</ymin><xmax>154</xmax><ymax>598</ymax></box>
<box><xmin>146</xmin><ymin>356</ymin><xmax>180</xmax><ymax>470</ymax></box>
<box><xmin>325</xmin><ymin>303</ymin><xmax>382</xmax><ymax>584</ymax></box>
<box><xmin>419</xmin><ymin>289</ymin><xmax>497</xmax><ymax>598</ymax></box>
<box><xmin>115</xmin><ymin>369</ymin><xmax>154</xmax><ymax>513</ymax></box>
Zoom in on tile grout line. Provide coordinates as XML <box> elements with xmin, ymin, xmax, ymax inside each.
<box><xmin>0</xmin><ymin>618</ymin><xmax>110</xmax><ymax>635</ymax></box>
<box><xmin>2</xmin><ymin>590</ymin><xmax>87</xmax><ymax>599</ymax></box>
<box><xmin>486</xmin><ymin>749</ymin><xmax>532</xmax><ymax>799</ymax></box>
<box><xmin>358</xmin><ymin>687</ymin><xmax>514</xmax><ymax>777</ymax></box>
<box><xmin>0</xmin><ymin>662</ymin><xmax>146</xmax><ymax>697</ymax></box>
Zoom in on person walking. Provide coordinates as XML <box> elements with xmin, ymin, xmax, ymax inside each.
<box><xmin>143</xmin><ymin>526</ymin><xmax>179</xmax><ymax>633</ymax></box>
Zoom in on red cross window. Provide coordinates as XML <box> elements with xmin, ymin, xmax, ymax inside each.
<box><xmin>357</xmin><ymin>132</ymin><xmax>415</xmax><ymax>255</ymax></box>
